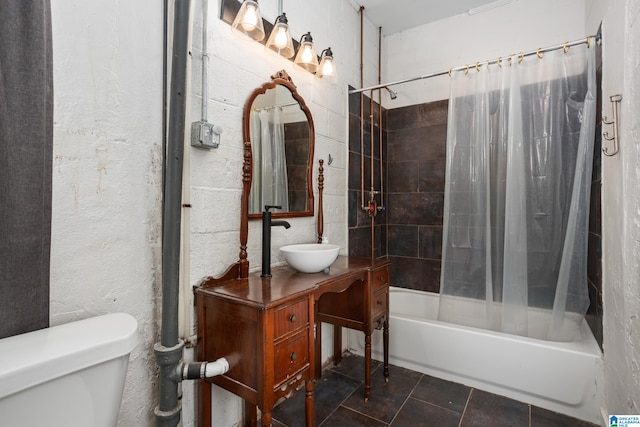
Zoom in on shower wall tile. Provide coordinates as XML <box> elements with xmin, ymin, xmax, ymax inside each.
<box><xmin>378</xmin><ymin>99</ymin><xmax>448</xmax><ymax>293</ymax></box>
<box><xmin>419</xmin><ymin>226</ymin><xmax>443</xmax><ymax>260</ymax></box>
<box><xmin>387</xmin><ymin>193</ymin><xmax>444</xmax><ymax>225</ymax></box>
<box><xmin>592</xmin><ymin>126</ymin><xmax>602</xmax><ymax>182</ymax></box>
<box><xmin>390</xmin><ymin>256</ymin><xmax>441</xmax><ymax>293</ymax></box>
<box><xmin>589</xmin><ymin>181</ymin><xmax>601</xmax><ymax>236</ymax></box>
<box><xmin>349</xmin><ymin>226</ymin><xmax>372</xmax><ymax>258</ymax></box>
<box><xmin>419</xmin><ymin>100</ymin><xmax>449</xmax><ymax>127</ymax></box>
<box><xmin>348</xmin><ymin>91</ymin><xmax>388</xmax><ymax>260</ymax></box>
<box><xmin>388</xmin><ymin>225</ymin><xmax>419</xmax><ymax>257</ymax></box>
<box><xmin>387</xmin><ymin>100</ymin><xmax>449</xmax><ymax>131</ymax></box>
<box><xmin>388</xmin><ymin>124</ymin><xmax>447</xmax><ymax>162</ymax></box>
<box><xmin>587</xmin><ymin>233</ymin><xmax>602</xmax><ymax>288</ymax></box>
<box><xmin>388</xmin><ymin>160</ymin><xmax>419</xmax><ymax>193</ymax></box>
<box><xmin>348</xmin><ymin>190</ymin><xmax>358</xmax><ymax>228</ymax></box>
<box><xmin>419</xmin><ymin>159</ymin><xmax>446</xmax><ymax>192</ymax></box>
<box><xmin>348</xmin><ymin>152</ymin><xmax>361</xmax><ymax>191</ymax></box>
<box><xmin>348</xmin><ymin>114</ymin><xmax>361</xmax><ymax>153</ymax></box>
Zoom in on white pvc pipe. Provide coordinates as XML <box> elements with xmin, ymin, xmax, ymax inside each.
<box><xmin>205</xmin><ymin>357</ymin><xmax>229</xmax><ymax>378</ymax></box>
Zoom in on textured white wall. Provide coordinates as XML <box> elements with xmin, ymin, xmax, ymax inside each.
<box><xmin>50</xmin><ymin>1</ymin><xmax>163</xmax><ymax>425</ymax></box>
<box><xmin>383</xmin><ymin>0</ymin><xmax>588</xmax><ymax>107</ymax></box>
<box><xmin>586</xmin><ymin>0</ymin><xmax>640</xmax><ymax>422</ymax></box>
<box><xmin>49</xmin><ymin>0</ymin><xmax>377</xmax><ymax>426</ymax></box>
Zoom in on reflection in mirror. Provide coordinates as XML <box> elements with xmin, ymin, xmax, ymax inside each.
<box><xmin>244</xmin><ymin>70</ymin><xmax>314</xmax><ymax>219</ymax></box>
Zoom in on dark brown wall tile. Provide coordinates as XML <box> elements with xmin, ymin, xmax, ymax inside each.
<box><xmin>388</xmin><ymin>160</ymin><xmax>420</xmax><ymax>193</ymax></box>
<box><xmin>388</xmin><ymin>225</ymin><xmax>419</xmax><ymax>257</ymax></box>
<box><xmin>419</xmin><ymin>226</ymin><xmax>443</xmax><ymax>260</ymax></box>
<box><xmin>387</xmin><ymin>193</ymin><xmax>444</xmax><ymax>225</ymax></box>
<box><xmin>388</xmin><ymin>124</ymin><xmax>447</xmax><ymax>162</ymax></box>
<box><xmin>390</xmin><ymin>257</ymin><xmax>441</xmax><ymax>292</ymax></box>
<box><xmin>419</xmin><ymin>159</ymin><xmax>446</xmax><ymax>192</ymax></box>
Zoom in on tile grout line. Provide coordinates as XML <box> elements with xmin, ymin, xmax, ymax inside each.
<box><xmin>386</xmin><ymin>373</ymin><xmax>426</xmax><ymax>426</ymax></box>
<box><xmin>457</xmin><ymin>388</ymin><xmax>474</xmax><ymax>427</ymax></box>
<box><xmin>317</xmin><ymin>370</ymin><xmax>362</xmax><ymax>427</ymax></box>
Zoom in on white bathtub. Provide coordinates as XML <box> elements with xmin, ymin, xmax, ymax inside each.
<box><xmin>348</xmin><ymin>287</ymin><xmax>603</xmax><ymax>424</ymax></box>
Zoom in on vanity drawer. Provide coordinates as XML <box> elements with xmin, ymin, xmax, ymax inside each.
<box><xmin>372</xmin><ymin>288</ymin><xmax>388</xmax><ymax>320</ymax></box>
<box><xmin>371</xmin><ymin>268</ymin><xmax>389</xmax><ymax>293</ymax></box>
<box><xmin>273</xmin><ymin>299</ymin><xmax>309</xmax><ymax>340</ymax></box>
<box><xmin>274</xmin><ymin>331</ymin><xmax>310</xmax><ymax>385</ymax></box>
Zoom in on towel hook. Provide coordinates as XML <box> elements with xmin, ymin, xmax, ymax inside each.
<box><xmin>602</xmin><ymin>94</ymin><xmax>622</xmax><ymax>156</ymax></box>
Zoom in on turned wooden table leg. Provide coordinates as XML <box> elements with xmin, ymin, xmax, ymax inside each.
<box><xmin>383</xmin><ymin>318</ymin><xmax>389</xmax><ymax>382</ymax></box>
<box><xmin>305</xmin><ymin>379</ymin><xmax>315</xmax><ymax>426</ymax></box>
<box><xmin>260</xmin><ymin>411</ymin><xmax>271</xmax><ymax>427</ymax></box>
<box><xmin>364</xmin><ymin>332</ymin><xmax>371</xmax><ymax>402</ymax></box>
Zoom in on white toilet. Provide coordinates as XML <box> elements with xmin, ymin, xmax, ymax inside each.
<box><xmin>0</xmin><ymin>313</ymin><xmax>138</xmax><ymax>427</ymax></box>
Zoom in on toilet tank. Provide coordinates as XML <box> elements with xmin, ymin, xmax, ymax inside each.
<box><xmin>0</xmin><ymin>313</ymin><xmax>138</xmax><ymax>427</ymax></box>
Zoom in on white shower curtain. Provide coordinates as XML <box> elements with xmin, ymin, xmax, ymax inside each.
<box><xmin>438</xmin><ymin>45</ymin><xmax>596</xmax><ymax>342</ymax></box>
<box><xmin>249</xmin><ymin>108</ymin><xmax>289</xmax><ymax>213</ymax></box>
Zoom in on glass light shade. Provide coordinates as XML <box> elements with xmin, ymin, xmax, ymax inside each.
<box><xmin>231</xmin><ymin>0</ymin><xmax>265</xmax><ymax>42</ymax></box>
<box><xmin>265</xmin><ymin>14</ymin><xmax>294</xmax><ymax>58</ymax></box>
<box><xmin>294</xmin><ymin>32</ymin><xmax>318</xmax><ymax>72</ymax></box>
<box><xmin>316</xmin><ymin>48</ymin><xmax>335</xmax><ymax>78</ymax></box>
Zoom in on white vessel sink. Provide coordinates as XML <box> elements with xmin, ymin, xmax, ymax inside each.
<box><xmin>280</xmin><ymin>244</ymin><xmax>340</xmax><ymax>273</ymax></box>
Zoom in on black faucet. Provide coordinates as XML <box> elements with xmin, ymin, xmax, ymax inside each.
<box><xmin>261</xmin><ymin>205</ymin><xmax>291</xmax><ymax>278</ymax></box>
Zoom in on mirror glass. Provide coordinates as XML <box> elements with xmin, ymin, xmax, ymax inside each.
<box><xmin>244</xmin><ymin>71</ymin><xmax>314</xmax><ymax>218</ymax></box>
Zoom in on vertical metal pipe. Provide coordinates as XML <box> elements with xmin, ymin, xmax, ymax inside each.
<box><xmin>201</xmin><ymin>0</ymin><xmax>208</xmax><ymax>121</ymax></box>
<box><xmin>163</xmin><ymin>0</ymin><xmax>190</xmax><ymax>351</ymax></box>
<box><xmin>156</xmin><ymin>0</ymin><xmax>191</xmax><ymax>425</ymax></box>
<box><xmin>378</xmin><ymin>27</ymin><xmax>384</xmax><ymax>212</ymax></box>
<box><xmin>359</xmin><ymin>6</ymin><xmax>365</xmax><ymax>208</ymax></box>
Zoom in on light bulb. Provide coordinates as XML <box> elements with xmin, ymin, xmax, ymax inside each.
<box><xmin>301</xmin><ymin>46</ymin><xmax>313</xmax><ymax>63</ymax></box>
<box><xmin>242</xmin><ymin>5</ymin><xmax>258</xmax><ymax>30</ymax></box>
<box><xmin>321</xmin><ymin>59</ymin><xmax>334</xmax><ymax>75</ymax></box>
<box><xmin>274</xmin><ymin>27</ymin><xmax>288</xmax><ymax>48</ymax></box>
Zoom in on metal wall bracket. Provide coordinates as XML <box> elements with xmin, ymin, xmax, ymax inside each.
<box><xmin>602</xmin><ymin>94</ymin><xmax>622</xmax><ymax>156</ymax></box>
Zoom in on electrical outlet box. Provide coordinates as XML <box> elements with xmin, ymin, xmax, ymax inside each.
<box><xmin>191</xmin><ymin>121</ymin><xmax>221</xmax><ymax>149</ymax></box>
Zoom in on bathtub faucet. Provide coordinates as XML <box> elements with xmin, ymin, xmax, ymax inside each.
<box><xmin>261</xmin><ymin>205</ymin><xmax>291</xmax><ymax>278</ymax></box>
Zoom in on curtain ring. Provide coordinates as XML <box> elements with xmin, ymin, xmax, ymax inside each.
<box><xmin>475</xmin><ymin>62</ymin><xmax>481</xmax><ymax>72</ymax></box>
<box><xmin>536</xmin><ymin>48</ymin><xmax>543</xmax><ymax>59</ymax></box>
<box><xmin>464</xmin><ymin>64</ymin><xmax>469</xmax><ymax>74</ymax></box>
<box><xmin>563</xmin><ymin>42</ymin><xmax>569</xmax><ymax>53</ymax></box>
<box><xmin>518</xmin><ymin>52</ymin><xmax>524</xmax><ymax>63</ymax></box>
<box><xmin>497</xmin><ymin>57</ymin><xmax>502</xmax><ymax>68</ymax></box>
<box><xmin>448</xmin><ymin>67</ymin><xmax>453</xmax><ymax>77</ymax></box>
<box><xmin>508</xmin><ymin>54</ymin><xmax>514</xmax><ymax>66</ymax></box>
<box><xmin>586</xmin><ymin>36</ymin><xmax>591</xmax><ymax>48</ymax></box>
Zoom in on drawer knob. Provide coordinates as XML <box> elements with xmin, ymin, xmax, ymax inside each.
<box><xmin>377</xmin><ymin>300</ymin><xmax>383</xmax><ymax>305</ymax></box>
<box><xmin>289</xmin><ymin>314</ymin><xmax>297</xmax><ymax>323</ymax></box>
<box><xmin>378</xmin><ymin>276</ymin><xmax>384</xmax><ymax>282</ymax></box>
<box><xmin>290</xmin><ymin>352</ymin><xmax>297</xmax><ymax>361</ymax></box>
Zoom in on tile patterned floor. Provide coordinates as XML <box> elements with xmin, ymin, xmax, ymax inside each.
<box><xmin>271</xmin><ymin>352</ymin><xmax>599</xmax><ymax>427</ymax></box>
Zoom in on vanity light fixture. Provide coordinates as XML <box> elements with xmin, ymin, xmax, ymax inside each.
<box><xmin>265</xmin><ymin>13</ymin><xmax>294</xmax><ymax>58</ymax></box>
<box><xmin>294</xmin><ymin>32</ymin><xmax>319</xmax><ymax>72</ymax></box>
<box><xmin>231</xmin><ymin>0</ymin><xmax>265</xmax><ymax>42</ymax></box>
<box><xmin>316</xmin><ymin>47</ymin><xmax>335</xmax><ymax>78</ymax></box>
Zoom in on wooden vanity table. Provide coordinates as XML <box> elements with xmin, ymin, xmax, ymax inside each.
<box><xmin>194</xmin><ymin>71</ymin><xmax>390</xmax><ymax>427</ymax></box>
<box><xmin>195</xmin><ymin>256</ymin><xmax>389</xmax><ymax>427</ymax></box>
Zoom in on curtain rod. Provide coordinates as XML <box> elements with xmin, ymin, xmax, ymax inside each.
<box><xmin>349</xmin><ymin>34</ymin><xmax>600</xmax><ymax>94</ymax></box>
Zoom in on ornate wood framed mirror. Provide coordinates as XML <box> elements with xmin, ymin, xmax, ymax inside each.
<box><xmin>242</xmin><ymin>70</ymin><xmax>315</xmax><ymax>220</ymax></box>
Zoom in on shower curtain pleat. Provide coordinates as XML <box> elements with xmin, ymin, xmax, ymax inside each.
<box><xmin>248</xmin><ymin>109</ymin><xmax>289</xmax><ymax>213</ymax></box>
<box><xmin>438</xmin><ymin>45</ymin><xmax>596</xmax><ymax>342</ymax></box>
<box><xmin>0</xmin><ymin>0</ymin><xmax>53</xmax><ymax>338</ymax></box>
